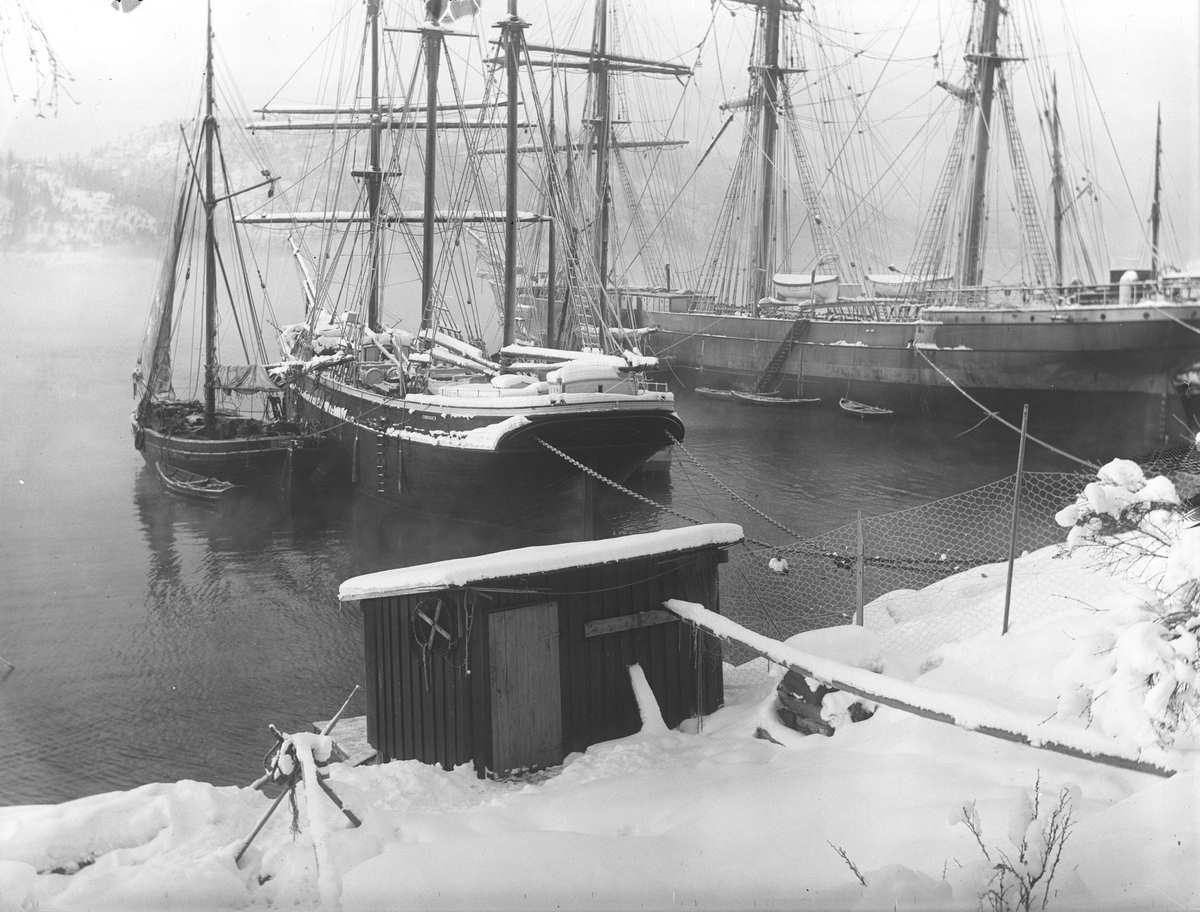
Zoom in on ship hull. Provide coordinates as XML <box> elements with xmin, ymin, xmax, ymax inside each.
<box><xmin>640</xmin><ymin>303</ymin><xmax>1200</xmax><ymax>454</ymax></box>
<box><xmin>136</xmin><ymin>423</ymin><xmax>322</xmax><ymax>490</ymax></box>
<box><xmin>288</xmin><ymin>376</ymin><xmax>684</xmax><ymax>516</ymax></box>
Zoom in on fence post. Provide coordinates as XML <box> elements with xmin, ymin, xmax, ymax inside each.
<box><xmin>1002</xmin><ymin>405</ymin><xmax>1029</xmax><ymax>635</ymax></box>
<box><xmin>855</xmin><ymin>510</ymin><xmax>865</xmax><ymax>626</ymax></box>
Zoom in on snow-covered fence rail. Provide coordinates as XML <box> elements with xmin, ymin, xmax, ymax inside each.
<box><xmin>664</xmin><ymin>598</ymin><xmax>1182</xmax><ymax>778</ymax></box>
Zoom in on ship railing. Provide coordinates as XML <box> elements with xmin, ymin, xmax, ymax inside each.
<box><xmin>637</xmin><ymin>379</ymin><xmax>671</xmax><ymax>395</ymax></box>
<box><xmin>923</xmin><ymin>279</ymin><xmax>1197</xmax><ymax>310</ymax></box>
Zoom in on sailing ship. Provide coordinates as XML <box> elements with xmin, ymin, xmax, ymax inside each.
<box><xmin>132</xmin><ymin>5</ymin><xmax>321</xmax><ymax>492</ymax></box>
<box><xmin>633</xmin><ymin>0</ymin><xmax>1200</xmax><ymax>453</ymax></box>
<box><xmin>242</xmin><ymin>0</ymin><xmax>683</xmax><ymax>515</ymax></box>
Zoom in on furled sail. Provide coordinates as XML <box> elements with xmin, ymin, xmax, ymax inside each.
<box><xmin>133</xmin><ymin>183</ymin><xmax>193</xmax><ymax>409</ymax></box>
<box><xmin>215</xmin><ymin>365</ymin><xmax>281</xmax><ymax>394</ymax></box>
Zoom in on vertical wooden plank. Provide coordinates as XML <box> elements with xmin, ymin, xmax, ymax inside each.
<box><xmin>362</xmin><ymin>602</ymin><xmax>381</xmax><ymax>759</ymax></box>
<box><xmin>401</xmin><ymin>597</ymin><xmax>421</xmax><ymax>761</ymax></box>
<box><xmin>535</xmin><ymin>603</ymin><xmax>563</xmax><ymax>768</ymax></box>
<box><xmin>380</xmin><ymin>600</ymin><xmax>395</xmax><ymax>761</ymax></box>
<box><xmin>553</xmin><ymin>579</ymin><xmax>573</xmax><ymax>755</ymax></box>
<box><xmin>565</xmin><ymin>569</ymin><xmax>589</xmax><ymax>755</ymax></box>
<box><xmin>472</xmin><ymin>600</ymin><xmax>493</xmax><ymax>777</ymax></box>
<box><xmin>419</xmin><ymin>600</ymin><xmax>437</xmax><ymax>765</ymax></box>
<box><xmin>588</xmin><ymin>563</ymin><xmax>608</xmax><ymax>746</ymax></box>
<box><xmin>377</xmin><ymin>599</ymin><xmax>394</xmax><ymax>761</ymax></box>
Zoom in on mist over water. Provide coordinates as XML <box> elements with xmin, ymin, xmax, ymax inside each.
<box><xmin>0</xmin><ymin>251</ymin><xmax>1115</xmax><ymax>805</ymax></box>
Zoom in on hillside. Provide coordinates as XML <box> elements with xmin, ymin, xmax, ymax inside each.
<box><xmin>0</xmin><ymin>125</ymin><xmax>181</xmax><ymax>250</ymax></box>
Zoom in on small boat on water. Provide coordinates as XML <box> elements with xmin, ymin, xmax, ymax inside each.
<box><xmin>839</xmin><ymin>398</ymin><xmax>894</xmax><ymax>417</ymax></box>
<box><xmin>731</xmin><ymin>391</ymin><xmax>820</xmax><ymax>407</ymax></box>
<box><xmin>156</xmin><ymin>464</ymin><xmax>245</xmax><ymax>502</ymax></box>
<box><xmin>695</xmin><ymin>387</ymin><xmax>737</xmax><ymax>401</ymax></box>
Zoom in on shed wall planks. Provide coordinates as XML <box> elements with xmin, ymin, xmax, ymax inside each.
<box><xmin>359</xmin><ymin>545</ymin><xmax>726</xmax><ymax>776</ymax></box>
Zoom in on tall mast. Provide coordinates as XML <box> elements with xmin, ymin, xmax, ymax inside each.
<box><xmin>501</xmin><ymin>1</ymin><xmax>525</xmax><ymax>347</ymax></box>
<box><xmin>961</xmin><ymin>0</ymin><xmax>1002</xmax><ymax>288</ymax></box>
<box><xmin>203</xmin><ymin>0</ymin><xmax>218</xmax><ymax>429</ymax></box>
<box><xmin>751</xmin><ymin>0</ymin><xmax>782</xmax><ymax>309</ymax></box>
<box><xmin>366</xmin><ymin>0</ymin><xmax>383</xmax><ymax>332</ymax></box>
<box><xmin>1050</xmin><ymin>76</ymin><xmax>1063</xmax><ymax>287</ymax></box>
<box><xmin>590</xmin><ymin>0</ymin><xmax>612</xmax><ymax>290</ymax></box>
<box><xmin>1150</xmin><ymin>102</ymin><xmax>1162</xmax><ymax>277</ymax></box>
<box><xmin>419</xmin><ymin>5</ymin><xmax>443</xmax><ymax>334</ymax></box>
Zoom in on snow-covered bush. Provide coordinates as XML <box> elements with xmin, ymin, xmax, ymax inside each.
<box><xmin>1050</xmin><ymin>458</ymin><xmax>1200</xmax><ymax>749</ymax></box>
<box><xmin>952</xmin><ymin>776</ymin><xmax>1077</xmax><ymax>912</ymax></box>
<box><xmin>1054</xmin><ymin>458</ymin><xmax>1181</xmax><ymax>551</ymax></box>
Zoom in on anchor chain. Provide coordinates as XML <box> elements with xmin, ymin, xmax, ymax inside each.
<box><xmin>534</xmin><ymin>436</ymin><xmax>777</xmax><ymax>548</ymax></box>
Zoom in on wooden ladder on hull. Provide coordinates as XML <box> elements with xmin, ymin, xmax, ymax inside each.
<box><xmin>754</xmin><ymin>318</ymin><xmax>811</xmax><ymax>394</ymax></box>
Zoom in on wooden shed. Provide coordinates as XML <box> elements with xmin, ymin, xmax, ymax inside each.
<box><xmin>339</xmin><ymin>523</ymin><xmax>744</xmax><ymax>776</ymax></box>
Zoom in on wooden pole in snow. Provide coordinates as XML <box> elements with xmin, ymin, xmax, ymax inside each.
<box><xmin>855</xmin><ymin>510</ymin><xmax>865</xmax><ymax>626</ymax></box>
<box><xmin>1002</xmin><ymin>405</ymin><xmax>1029</xmax><ymax>635</ymax></box>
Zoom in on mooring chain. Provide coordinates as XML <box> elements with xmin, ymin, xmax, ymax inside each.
<box><xmin>534</xmin><ymin>436</ymin><xmax>780</xmax><ymax>549</ymax></box>
<box><xmin>534</xmin><ymin>437</ymin><xmax>706</xmax><ymax>529</ymax></box>
<box><xmin>666</xmin><ymin>432</ymin><xmax>805</xmax><ymax>540</ymax></box>
<box><xmin>912</xmin><ymin>347</ymin><xmax>1100</xmax><ymax>470</ymax></box>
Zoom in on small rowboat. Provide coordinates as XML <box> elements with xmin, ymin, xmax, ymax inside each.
<box><xmin>156</xmin><ymin>463</ymin><xmax>245</xmax><ymax>502</ymax></box>
<box><xmin>695</xmin><ymin>387</ymin><xmax>737</xmax><ymax>401</ymax></box>
<box><xmin>839</xmin><ymin>398</ymin><xmax>894</xmax><ymax>417</ymax></box>
<box><xmin>731</xmin><ymin>390</ymin><xmax>820</xmax><ymax>406</ymax></box>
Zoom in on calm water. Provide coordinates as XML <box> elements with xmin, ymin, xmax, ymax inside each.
<box><xmin>0</xmin><ymin>251</ymin><xmax>1125</xmax><ymax>805</ymax></box>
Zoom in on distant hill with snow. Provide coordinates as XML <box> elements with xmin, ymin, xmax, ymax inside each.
<box><xmin>0</xmin><ymin>125</ymin><xmax>183</xmax><ymax>250</ymax></box>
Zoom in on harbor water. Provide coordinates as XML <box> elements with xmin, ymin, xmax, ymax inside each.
<box><xmin>0</xmin><ymin>251</ymin><xmax>1152</xmax><ymax>805</ymax></box>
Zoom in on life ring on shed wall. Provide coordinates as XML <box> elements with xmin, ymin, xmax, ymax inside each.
<box><xmin>412</xmin><ymin>597</ymin><xmax>457</xmax><ymax>656</ymax></box>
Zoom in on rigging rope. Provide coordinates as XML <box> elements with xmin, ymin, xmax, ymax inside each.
<box><xmin>912</xmin><ymin>346</ymin><xmax>1099</xmax><ymax>469</ymax></box>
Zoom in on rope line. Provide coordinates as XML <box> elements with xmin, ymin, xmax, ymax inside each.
<box><xmin>1150</xmin><ymin>301</ymin><xmax>1200</xmax><ymax>338</ymax></box>
<box><xmin>913</xmin><ymin>346</ymin><xmax>1101</xmax><ymax>470</ymax></box>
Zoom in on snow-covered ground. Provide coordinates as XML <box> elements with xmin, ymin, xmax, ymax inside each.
<box><xmin>2</xmin><ymin>460</ymin><xmax>1198</xmax><ymax>911</ymax></box>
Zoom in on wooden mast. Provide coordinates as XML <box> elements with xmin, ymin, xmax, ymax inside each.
<box><xmin>590</xmin><ymin>0</ymin><xmax>612</xmax><ymax>292</ymax></box>
<box><xmin>366</xmin><ymin>0</ymin><xmax>383</xmax><ymax>332</ymax></box>
<box><xmin>203</xmin><ymin>0</ymin><xmax>218</xmax><ymax>429</ymax></box>
<box><xmin>501</xmin><ymin>1</ymin><xmax>525</xmax><ymax>347</ymax></box>
<box><xmin>961</xmin><ymin>0</ymin><xmax>1002</xmax><ymax>288</ymax></box>
<box><xmin>751</xmin><ymin>0</ymin><xmax>782</xmax><ymax>311</ymax></box>
<box><xmin>1151</xmin><ymin>102</ymin><xmax>1162</xmax><ymax>278</ymax></box>
<box><xmin>419</xmin><ymin>4</ymin><xmax>443</xmax><ymax>335</ymax></box>
<box><xmin>1050</xmin><ymin>75</ymin><xmax>1063</xmax><ymax>288</ymax></box>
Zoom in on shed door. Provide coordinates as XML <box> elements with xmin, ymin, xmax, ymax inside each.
<box><xmin>489</xmin><ymin>601</ymin><xmax>562</xmax><ymax>774</ymax></box>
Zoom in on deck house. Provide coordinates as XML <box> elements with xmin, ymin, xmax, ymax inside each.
<box><xmin>339</xmin><ymin>523</ymin><xmax>744</xmax><ymax>776</ymax></box>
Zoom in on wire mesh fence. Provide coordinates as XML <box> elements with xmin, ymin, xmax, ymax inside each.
<box><xmin>716</xmin><ymin>443</ymin><xmax>1200</xmax><ymax>689</ymax></box>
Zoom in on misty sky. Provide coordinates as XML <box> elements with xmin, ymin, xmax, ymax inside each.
<box><xmin>2</xmin><ymin>0</ymin><xmax>1197</xmax><ymax>265</ymax></box>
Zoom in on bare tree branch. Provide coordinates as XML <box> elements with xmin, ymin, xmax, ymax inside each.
<box><xmin>0</xmin><ymin>0</ymin><xmax>73</xmax><ymax>115</ymax></box>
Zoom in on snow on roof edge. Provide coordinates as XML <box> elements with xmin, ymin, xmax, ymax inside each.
<box><xmin>339</xmin><ymin>523</ymin><xmax>745</xmax><ymax>602</ymax></box>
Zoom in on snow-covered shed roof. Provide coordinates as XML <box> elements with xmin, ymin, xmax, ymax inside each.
<box><xmin>339</xmin><ymin>523</ymin><xmax>745</xmax><ymax>602</ymax></box>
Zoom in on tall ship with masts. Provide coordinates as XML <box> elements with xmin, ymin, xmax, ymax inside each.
<box><xmin>634</xmin><ymin>0</ymin><xmax>1200</xmax><ymax>453</ymax></box>
<box><xmin>132</xmin><ymin>5</ymin><xmax>321</xmax><ymax>494</ymax></box>
<box><xmin>243</xmin><ymin>0</ymin><xmax>683</xmax><ymax>516</ymax></box>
